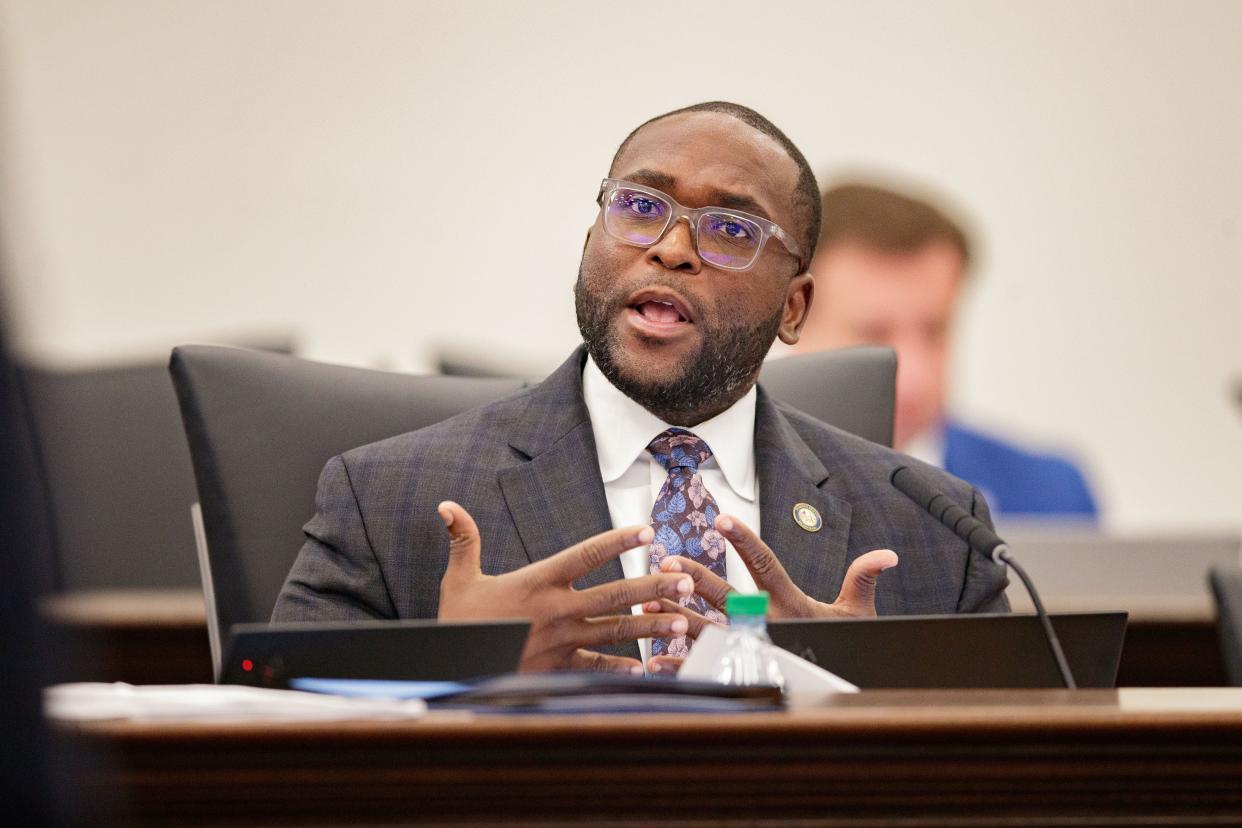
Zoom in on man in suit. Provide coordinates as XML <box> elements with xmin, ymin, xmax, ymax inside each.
<box><xmin>274</xmin><ymin>102</ymin><xmax>1009</xmax><ymax>674</ymax></box>
<box><xmin>792</xmin><ymin>182</ymin><xmax>1098</xmax><ymax>520</ymax></box>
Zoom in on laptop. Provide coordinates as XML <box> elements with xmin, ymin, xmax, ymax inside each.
<box><xmin>769</xmin><ymin>612</ymin><xmax>1127</xmax><ymax>688</ymax></box>
<box><xmin>220</xmin><ymin>619</ymin><xmax>530</xmax><ymax>688</ymax></box>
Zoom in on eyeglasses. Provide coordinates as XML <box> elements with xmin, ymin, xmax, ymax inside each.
<box><xmin>596</xmin><ymin>178</ymin><xmax>803</xmax><ymax>272</ymax></box>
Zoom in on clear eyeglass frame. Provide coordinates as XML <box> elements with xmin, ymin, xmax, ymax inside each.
<box><xmin>596</xmin><ymin>178</ymin><xmax>804</xmax><ymax>272</ymax></box>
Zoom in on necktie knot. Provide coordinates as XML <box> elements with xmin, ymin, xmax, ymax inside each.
<box><xmin>647</xmin><ymin>428</ymin><xmax>713</xmax><ymax>473</ymax></box>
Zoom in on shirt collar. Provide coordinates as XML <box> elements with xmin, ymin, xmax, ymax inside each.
<box><xmin>582</xmin><ymin>355</ymin><xmax>757</xmax><ymax>501</ymax></box>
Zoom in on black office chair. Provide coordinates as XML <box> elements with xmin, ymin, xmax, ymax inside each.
<box><xmin>169</xmin><ymin>346</ymin><xmax>526</xmax><ymax>675</ymax></box>
<box><xmin>1209</xmin><ymin>566</ymin><xmax>1242</xmax><ymax>686</ymax></box>
<box><xmin>17</xmin><ymin>361</ymin><xmax>203</xmax><ymax>591</ymax></box>
<box><xmin>757</xmin><ymin>346</ymin><xmax>896</xmax><ymax>447</ymax></box>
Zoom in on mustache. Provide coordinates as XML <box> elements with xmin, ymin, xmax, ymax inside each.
<box><xmin>592</xmin><ymin>273</ymin><xmax>706</xmax><ymax>313</ymax></box>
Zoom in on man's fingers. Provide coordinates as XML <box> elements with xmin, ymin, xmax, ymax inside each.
<box><xmin>658</xmin><ymin>556</ymin><xmax>735</xmax><ymax>611</ymax></box>
<box><xmin>437</xmin><ymin>501</ymin><xmax>483</xmax><ymax>579</ymax></box>
<box><xmin>570</xmin><ymin>649</ymin><xmax>645</xmax><ymax>675</ymax></box>
<box><xmin>535</xmin><ymin>525</ymin><xmax>654</xmax><ymax>587</ymax></box>
<box><xmin>834</xmin><ymin>549</ymin><xmax>899</xmax><ymax>616</ymax></box>
<box><xmin>577</xmin><ymin>613</ymin><xmax>689</xmax><ymax>649</ymax></box>
<box><xmin>648</xmin><ymin>655</ymin><xmax>684</xmax><ymax>676</ymax></box>
<box><xmin>643</xmin><ymin>597</ymin><xmax>720</xmax><ymax>640</ymax></box>
<box><xmin>571</xmin><ymin>572</ymin><xmax>693</xmax><ymax>617</ymax></box>
<box><xmin>713</xmin><ymin>513</ymin><xmax>801</xmax><ymax>605</ymax></box>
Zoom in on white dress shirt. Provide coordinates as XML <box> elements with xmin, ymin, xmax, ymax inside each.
<box><xmin>581</xmin><ymin>356</ymin><xmax>760</xmax><ymax>664</ymax></box>
<box><xmin>901</xmin><ymin>426</ymin><xmax>945</xmax><ymax>469</ymax></box>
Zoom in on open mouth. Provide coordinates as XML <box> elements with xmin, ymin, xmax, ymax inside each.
<box><xmin>626</xmin><ymin>289</ymin><xmax>695</xmax><ymax>329</ymax></box>
<box><xmin>632</xmin><ymin>299</ymin><xmax>689</xmax><ymax>325</ymax></box>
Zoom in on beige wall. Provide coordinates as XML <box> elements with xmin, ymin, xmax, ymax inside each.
<box><xmin>2</xmin><ymin>0</ymin><xmax>1240</xmax><ymax>532</ymax></box>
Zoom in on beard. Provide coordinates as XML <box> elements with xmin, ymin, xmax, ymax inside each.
<box><xmin>574</xmin><ymin>266</ymin><xmax>784</xmax><ymax>422</ymax></box>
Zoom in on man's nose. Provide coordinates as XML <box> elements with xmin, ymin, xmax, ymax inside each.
<box><xmin>646</xmin><ymin>218</ymin><xmax>702</xmax><ymax>273</ymax></box>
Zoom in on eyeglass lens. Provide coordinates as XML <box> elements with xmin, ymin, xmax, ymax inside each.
<box><xmin>605</xmin><ymin>188</ymin><xmax>762</xmax><ymax>269</ymax></box>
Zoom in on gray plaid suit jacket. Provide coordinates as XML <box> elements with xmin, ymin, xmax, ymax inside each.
<box><xmin>272</xmin><ymin>347</ymin><xmax>1009</xmax><ymax>656</ymax></box>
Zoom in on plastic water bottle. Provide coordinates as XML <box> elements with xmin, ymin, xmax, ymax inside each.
<box><xmin>712</xmin><ymin>591</ymin><xmax>785</xmax><ymax>690</ymax></box>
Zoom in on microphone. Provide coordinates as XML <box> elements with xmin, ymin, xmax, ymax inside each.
<box><xmin>890</xmin><ymin>465</ymin><xmax>1077</xmax><ymax>689</ymax></box>
<box><xmin>890</xmin><ymin>466</ymin><xmax>1007</xmax><ymax>561</ymax></box>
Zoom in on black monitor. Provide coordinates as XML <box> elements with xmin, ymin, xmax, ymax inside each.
<box><xmin>221</xmin><ymin>619</ymin><xmax>531</xmax><ymax>688</ymax></box>
<box><xmin>769</xmin><ymin>612</ymin><xmax>1127</xmax><ymax>689</ymax></box>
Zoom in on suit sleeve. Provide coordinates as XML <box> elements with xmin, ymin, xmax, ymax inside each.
<box><xmin>271</xmin><ymin>455</ymin><xmax>398</xmax><ymax>622</ymax></box>
<box><xmin>955</xmin><ymin>486</ymin><xmax>1011</xmax><ymax>613</ymax></box>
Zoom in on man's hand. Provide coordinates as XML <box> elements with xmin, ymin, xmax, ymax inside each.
<box><xmin>655</xmin><ymin>512</ymin><xmax>898</xmax><ymax>620</ymax></box>
<box><xmin>436</xmin><ymin>501</ymin><xmax>696</xmax><ymax>673</ymax></box>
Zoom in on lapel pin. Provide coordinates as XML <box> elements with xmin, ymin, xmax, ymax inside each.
<box><xmin>792</xmin><ymin>502</ymin><xmax>823</xmax><ymax>533</ymax></box>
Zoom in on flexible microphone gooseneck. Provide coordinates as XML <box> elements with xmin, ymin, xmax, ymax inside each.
<box><xmin>890</xmin><ymin>466</ymin><xmax>1077</xmax><ymax>689</ymax></box>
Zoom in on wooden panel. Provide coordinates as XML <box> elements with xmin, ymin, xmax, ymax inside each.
<box><xmin>1117</xmin><ymin>617</ymin><xmax>1226</xmax><ymax>686</ymax></box>
<box><xmin>54</xmin><ymin>689</ymin><xmax>1242</xmax><ymax>826</ymax></box>
<box><xmin>41</xmin><ymin>589</ymin><xmax>212</xmax><ymax>685</ymax></box>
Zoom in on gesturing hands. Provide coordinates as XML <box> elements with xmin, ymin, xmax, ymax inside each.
<box><xmin>642</xmin><ymin>512</ymin><xmax>899</xmax><ymax>673</ymax></box>
<box><xmin>436</xmin><ymin>501</ymin><xmax>695</xmax><ymax>673</ymax></box>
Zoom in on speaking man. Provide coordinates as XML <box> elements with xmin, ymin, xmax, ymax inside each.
<box><xmin>273</xmin><ymin>102</ymin><xmax>1009</xmax><ymax>674</ymax></box>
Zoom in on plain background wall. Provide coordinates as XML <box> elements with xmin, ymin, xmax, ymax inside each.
<box><xmin>1</xmin><ymin>0</ymin><xmax>1239</xmax><ymax>533</ymax></box>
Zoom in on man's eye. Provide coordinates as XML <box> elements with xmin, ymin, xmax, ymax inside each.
<box><xmin>616</xmin><ymin>194</ymin><xmax>665</xmax><ymax>218</ymax></box>
<box><xmin>628</xmin><ymin>196</ymin><xmax>661</xmax><ymax>216</ymax></box>
<box><xmin>709</xmin><ymin>218</ymin><xmax>751</xmax><ymax>239</ymax></box>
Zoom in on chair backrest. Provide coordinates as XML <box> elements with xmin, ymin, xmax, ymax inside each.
<box><xmin>169</xmin><ymin>346</ymin><xmax>526</xmax><ymax>653</ymax></box>
<box><xmin>17</xmin><ymin>361</ymin><xmax>202</xmax><ymax>590</ymax></box>
<box><xmin>757</xmin><ymin>346</ymin><xmax>896</xmax><ymax>447</ymax></box>
<box><xmin>1209</xmin><ymin>566</ymin><xmax>1242</xmax><ymax>686</ymax></box>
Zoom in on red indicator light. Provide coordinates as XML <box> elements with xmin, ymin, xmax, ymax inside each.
<box><xmin>241</xmin><ymin>659</ymin><xmax>254</xmax><ymax>672</ymax></box>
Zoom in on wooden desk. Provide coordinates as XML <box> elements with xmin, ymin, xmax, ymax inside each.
<box><xmin>41</xmin><ymin>588</ymin><xmax>212</xmax><ymax>684</ymax></box>
<box><xmin>1022</xmin><ymin>596</ymin><xmax>1227</xmax><ymax>686</ymax></box>
<box><xmin>55</xmin><ymin>688</ymin><xmax>1242</xmax><ymax>826</ymax></box>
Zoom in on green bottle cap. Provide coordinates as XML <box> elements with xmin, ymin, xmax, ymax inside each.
<box><xmin>726</xmin><ymin>591</ymin><xmax>770</xmax><ymax>616</ymax></box>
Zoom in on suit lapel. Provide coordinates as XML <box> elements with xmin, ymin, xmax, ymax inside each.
<box><xmin>498</xmin><ymin>347</ymin><xmax>637</xmax><ymax>660</ymax></box>
<box><xmin>754</xmin><ymin>389</ymin><xmax>853</xmax><ymax>604</ymax></box>
<box><xmin>497</xmin><ymin>347</ymin><xmax>621</xmax><ymax>592</ymax></box>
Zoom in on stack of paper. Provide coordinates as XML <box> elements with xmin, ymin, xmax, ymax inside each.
<box><xmin>45</xmin><ymin>682</ymin><xmax>428</xmax><ymax>722</ymax></box>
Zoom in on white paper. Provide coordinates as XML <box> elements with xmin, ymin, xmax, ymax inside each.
<box><xmin>678</xmin><ymin>625</ymin><xmax>859</xmax><ymax>693</ymax></box>
<box><xmin>45</xmin><ymin>682</ymin><xmax>428</xmax><ymax>722</ymax></box>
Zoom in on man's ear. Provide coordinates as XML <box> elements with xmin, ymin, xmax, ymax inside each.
<box><xmin>777</xmin><ymin>272</ymin><xmax>814</xmax><ymax>345</ymax></box>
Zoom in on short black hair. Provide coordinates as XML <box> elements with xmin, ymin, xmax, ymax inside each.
<box><xmin>608</xmin><ymin>101</ymin><xmax>821</xmax><ymax>269</ymax></box>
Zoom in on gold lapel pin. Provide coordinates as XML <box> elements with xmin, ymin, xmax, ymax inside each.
<box><xmin>792</xmin><ymin>502</ymin><xmax>823</xmax><ymax>533</ymax></box>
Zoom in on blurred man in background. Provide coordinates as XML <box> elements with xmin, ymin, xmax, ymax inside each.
<box><xmin>793</xmin><ymin>182</ymin><xmax>1097</xmax><ymax>520</ymax></box>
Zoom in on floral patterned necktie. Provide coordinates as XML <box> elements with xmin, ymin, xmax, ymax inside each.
<box><xmin>647</xmin><ymin>428</ymin><xmax>728</xmax><ymax>658</ymax></box>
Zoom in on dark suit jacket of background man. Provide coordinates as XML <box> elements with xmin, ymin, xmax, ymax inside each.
<box><xmin>273</xmin><ymin>347</ymin><xmax>1010</xmax><ymax>657</ymax></box>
